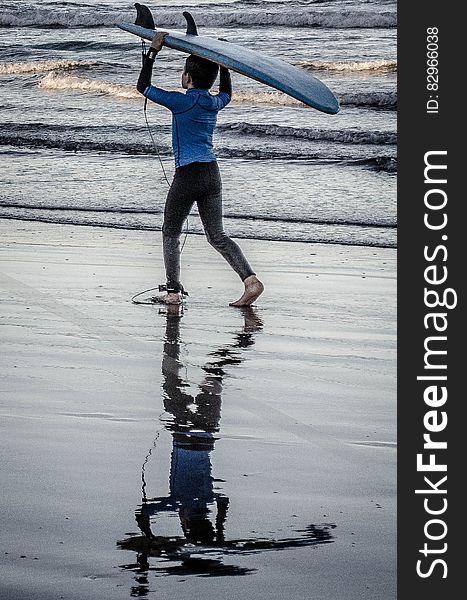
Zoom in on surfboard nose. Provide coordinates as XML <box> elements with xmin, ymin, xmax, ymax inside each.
<box><xmin>324</xmin><ymin>94</ymin><xmax>340</xmax><ymax>114</ymax></box>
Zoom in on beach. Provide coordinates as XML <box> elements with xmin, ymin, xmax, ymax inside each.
<box><xmin>1</xmin><ymin>0</ymin><xmax>397</xmax><ymax>595</ymax></box>
<box><xmin>1</xmin><ymin>219</ymin><xmax>396</xmax><ymax>599</ymax></box>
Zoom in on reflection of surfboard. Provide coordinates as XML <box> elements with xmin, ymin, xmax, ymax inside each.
<box><xmin>118</xmin><ymin>9</ymin><xmax>339</xmax><ymax>114</ymax></box>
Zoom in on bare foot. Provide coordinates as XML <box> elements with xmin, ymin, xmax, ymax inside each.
<box><xmin>230</xmin><ymin>275</ymin><xmax>264</xmax><ymax>307</ymax></box>
<box><xmin>164</xmin><ymin>292</ymin><xmax>182</xmax><ymax>305</ymax></box>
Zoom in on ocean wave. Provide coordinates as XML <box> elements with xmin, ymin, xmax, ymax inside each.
<box><xmin>0</xmin><ymin>213</ymin><xmax>396</xmax><ymax>248</ymax></box>
<box><xmin>218</xmin><ymin>122</ymin><xmax>396</xmax><ymax>145</ymax></box>
<box><xmin>0</xmin><ymin>8</ymin><xmax>115</xmax><ymax>28</ymax></box>
<box><xmin>0</xmin><ymin>132</ymin><xmax>396</xmax><ymax>172</ymax></box>
<box><xmin>0</xmin><ymin>201</ymin><xmax>396</xmax><ymax>229</ymax></box>
<box><xmin>36</xmin><ymin>40</ymin><xmax>131</xmax><ymax>51</ymax></box>
<box><xmin>351</xmin><ymin>156</ymin><xmax>397</xmax><ymax>173</ymax></box>
<box><xmin>295</xmin><ymin>59</ymin><xmax>397</xmax><ymax>73</ymax></box>
<box><xmin>339</xmin><ymin>91</ymin><xmax>396</xmax><ymax>109</ymax></box>
<box><xmin>231</xmin><ymin>90</ymin><xmax>396</xmax><ymax>110</ymax></box>
<box><xmin>0</xmin><ymin>122</ymin><xmax>397</xmax><ymax>149</ymax></box>
<box><xmin>0</xmin><ymin>132</ymin><xmax>156</xmax><ymax>155</ymax></box>
<box><xmin>0</xmin><ymin>7</ymin><xmax>396</xmax><ymax>29</ymax></box>
<box><xmin>38</xmin><ymin>71</ymin><xmax>139</xmax><ymax>99</ymax></box>
<box><xmin>4</xmin><ymin>121</ymin><xmax>395</xmax><ymax>146</ymax></box>
<box><xmin>36</xmin><ymin>73</ymin><xmax>396</xmax><ymax>110</ymax></box>
<box><xmin>0</xmin><ymin>59</ymin><xmax>97</xmax><ymax>75</ymax></box>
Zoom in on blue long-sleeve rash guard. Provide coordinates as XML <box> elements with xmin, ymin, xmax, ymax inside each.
<box><xmin>137</xmin><ymin>54</ymin><xmax>231</xmax><ymax>168</ymax></box>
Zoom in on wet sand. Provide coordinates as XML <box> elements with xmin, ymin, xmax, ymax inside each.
<box><xmin>0</xmin><ymin>219</ymin><xmax>396</xmax><ymax>600</ymax></box>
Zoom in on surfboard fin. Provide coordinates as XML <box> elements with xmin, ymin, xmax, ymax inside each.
<box><xmin>183</xmin><ymin>11</ymin><xmax>199</xmax><ymax>36</ymax></box>
<box><xmin>134</xmin><ymin>3</ymin><xmax>155</xmax><ymax>30</ymax></box>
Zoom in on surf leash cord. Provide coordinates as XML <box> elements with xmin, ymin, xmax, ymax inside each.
<box><xmin>141</xmin><ymin>39</ymin><xmax>171</xmax><ymax>187</ymax></box>
<box><xmin>132</xmin><ymin>284</ymin><xmax>189</xmax><ymax>305</ymax></box>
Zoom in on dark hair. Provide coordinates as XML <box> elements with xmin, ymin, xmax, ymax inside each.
<box><xmin>184</xmin><ymin>55</ymin><xmax>219</xmax><ymax>90</ymax></box>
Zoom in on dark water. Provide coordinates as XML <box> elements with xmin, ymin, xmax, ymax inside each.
<box><xmin>0</xmin><ymin>0</ymin><xmax>396</xmax><ymax>246</ymax></box>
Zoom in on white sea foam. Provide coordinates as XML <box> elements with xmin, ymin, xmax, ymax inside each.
<box><xmin>38</xmin><ymin>72</ymin><xmax>139</xmax><ymax>99</ymax></box>
<box><xmin>0</xmin><ymin>60</ymin><xmax>97</xmax><ymax>75</ymax></box>
<box><xmin>232</xmin><ymin>91</ymin><xmax>302</xmax><ymax>106</ymax></box>
<box><xmin>234</xmin><ymin>90</ymin><xmax>397</xmax><ymax>109</ymax></box>
<box><xmin>296</xmin><ymin>59</ymin><xmax>397</xmax><ymax>73</ymax></box>
<box><xmin>37</xmin><ymin>73</ymin><xmax>396</xmax><ymax>109</ymax></box>
<box><xmin>37</xmin><ymin>73</ymin><xmax>299</xmax><ymax>105</ymax></box>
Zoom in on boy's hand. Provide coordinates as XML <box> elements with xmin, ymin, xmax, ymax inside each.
<box><xmin>150</xmin><ymin>31</ymin><xmax>168</xmax><ymax>52</ymax></box>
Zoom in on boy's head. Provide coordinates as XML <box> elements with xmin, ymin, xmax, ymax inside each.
<box><xmin>182</xmin><ymin>55</ymin><xmax>219</xmax><ymax>90</ymax></box>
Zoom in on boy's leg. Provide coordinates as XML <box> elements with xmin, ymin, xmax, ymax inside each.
<box><xmin>197</xmin><ymin>162</ymin><xmax>263</xmax><ymax>305</ymax></box>
<box><xmin>197</xmin><ymin>163</ymin><xmax>253</xmax><ymax>281</ymax></box>
<box><xmin>163</xmin><ymin>167</ymin><xmax>195</xmax><ymax>297</ymax></box>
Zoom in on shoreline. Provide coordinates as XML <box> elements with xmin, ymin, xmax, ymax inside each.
<box><xmin>0</xmin><ymin>215</ymin><xmax>397</xmax><ymax>249</ymax></box>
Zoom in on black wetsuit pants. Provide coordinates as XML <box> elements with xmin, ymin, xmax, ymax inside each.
<box><xmin>162</xmin><ymin>161</ymin><xmax>255</xmax><ymax>293</ymax></box>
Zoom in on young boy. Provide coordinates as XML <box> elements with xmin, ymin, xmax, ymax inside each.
<box><xmin>136</xmin><ymin>31</ymin><xmax>264</xmax><ymax>306</ymax></box>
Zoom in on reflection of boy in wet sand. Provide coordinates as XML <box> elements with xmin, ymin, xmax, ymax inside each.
<box><xmin>118</xmin><ymin>308</ymin><xmax>335</xmax><ymax>583</ymax></box>
<box><xmin>136</xmin><ymin>306</ymin><xmax>260</xmax><ymax>548</ymax></box>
